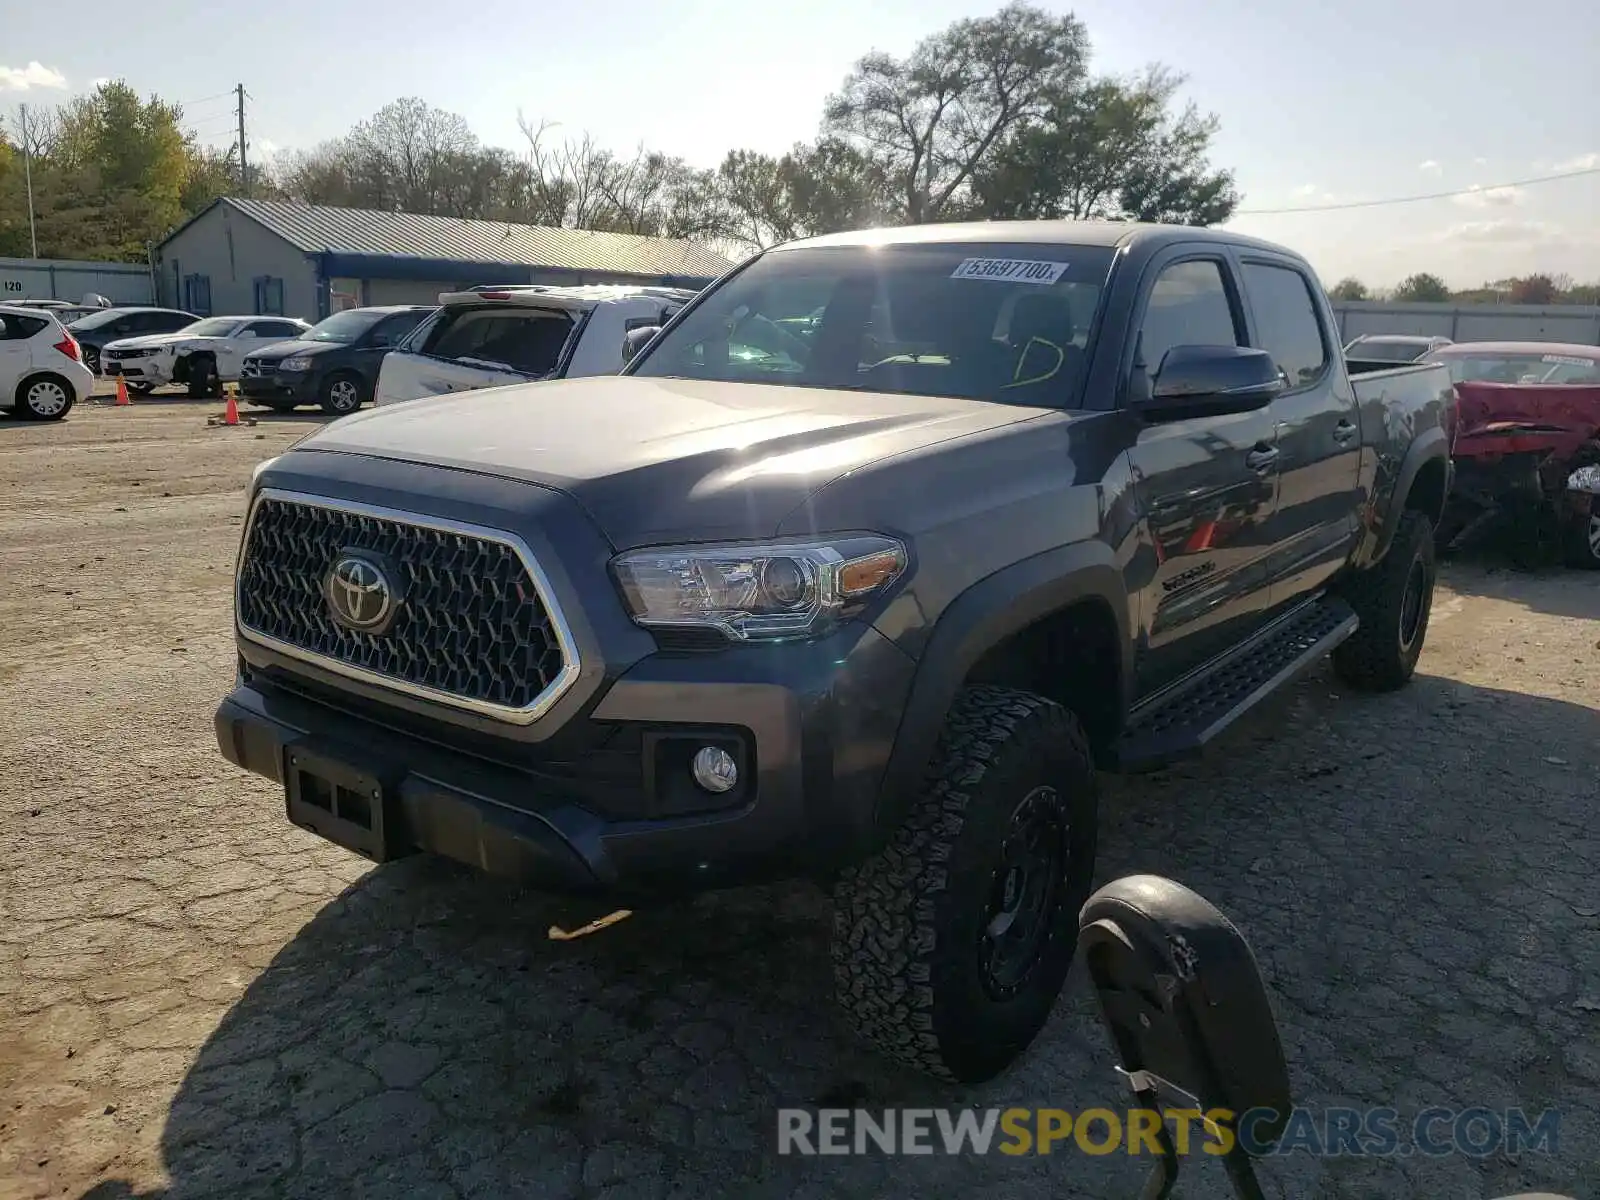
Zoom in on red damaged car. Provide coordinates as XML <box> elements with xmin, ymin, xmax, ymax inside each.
<box><xmin>1421</xmin><ymin>340</ymin><xmax>1600</xmax><ymax>569</ymax></box>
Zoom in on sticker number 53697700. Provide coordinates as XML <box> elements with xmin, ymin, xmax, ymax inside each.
<box><xmin>950</xmin><ymin>258</ymin><xmax>1069</xmax><ymax>284</ymax></box>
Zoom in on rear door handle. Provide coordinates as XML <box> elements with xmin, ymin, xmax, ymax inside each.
<box><xmin>1245</xmin><ymin>445</ymin><xmax>1279</xmax><ymax>473</ymax></box>
<box><xmin>1333</xmin><ymin>419</ymin><xmax>1358</xmax><ymax>444</ymax></box>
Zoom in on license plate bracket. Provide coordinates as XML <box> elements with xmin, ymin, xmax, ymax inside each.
<box><xmin>284</xmin><ymin>744</ymin><xmax>403</xmax><ymax>863</ymax></box>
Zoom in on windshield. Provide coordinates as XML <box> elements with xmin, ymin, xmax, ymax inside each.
<box><xmin>180</xmin><ymin>317</ymin><xmax>241</xmax><ymax>338</ymax></box>
<box><xmin>1425</xmin><ymin>349</ymin><xmax>1600</xmax><ymax>385</ymax></box>
<box><xmin>304</xmin><ymin>309</ymin><xmax>383</xmax><ymax>343</ymax></box>
<box><xmin>629</xmin><ymin>242</ymin><xmax>1118</xmax><ymax>407</ymax></box>
<box><xmin>1348</xmin><ymin>339</ymin><xmax>1429</xmax><ymax>363</ymax></box>
<box><xmin>68</xmin><ymin>309</ymin><xmax>136</xmax><ymax>332</ymax></box>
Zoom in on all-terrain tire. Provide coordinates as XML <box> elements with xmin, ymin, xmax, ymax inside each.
<box><xmin>831</xmin><ymin>686</ymin><xmax>1098</xmax><ymax>1084</ymax></box>
<box><xmin>1333</xmin><ymin>510</ymin><xmax>1435</xmax><ymax>691</ymax></box>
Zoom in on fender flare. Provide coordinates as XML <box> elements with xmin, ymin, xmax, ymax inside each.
<box><xmin>1367</xmin><ymin>427</ymin><xmax>1450</xmax><ymax>565</ymax></box>
<box><xmin>872</xmin><ymin>541</ymin><xmax>1132</xmax><ymax>843</ymax></box>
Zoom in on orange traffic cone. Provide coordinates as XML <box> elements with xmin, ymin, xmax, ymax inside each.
<box><xmin>223</xmin><ymin>392</ymin><xmax>240</xmax><ymax>426</ymax></box>
<box><xmin>114</xmin><ymin>376</ymin><xmax>130</xmax><ymax>406</ymax></box>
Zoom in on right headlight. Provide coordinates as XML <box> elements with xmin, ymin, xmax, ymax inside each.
<box><xmin>611</xmin><ymin>535</ymin><xmax>908</xmax><ymax>643</ymax></box>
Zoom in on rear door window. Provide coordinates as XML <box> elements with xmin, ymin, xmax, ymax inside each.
<box><xmin>0</xmin><ymin>313</ymin><xmax>49</xmax><ymax>340</ymax></box>
<box><xmin>1242</xmin><ymin>262</ymin><xmax>1329</xmax><ymax>388</ymax></box>
<box><xmin>422</xmin><ymin>307</ymin><xmax>576</xmax><ymax>376</ymax></box>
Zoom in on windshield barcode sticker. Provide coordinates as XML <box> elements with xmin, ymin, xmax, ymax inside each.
<box><xmin>950</xmin><ymin>258</ymin><xmax>1069</xmax><ymax>285</ymax></box>
<box><xmin>1540</xmin><ymin>354</ymin><xmax>1592</xmax><ymax>366</ymax></box>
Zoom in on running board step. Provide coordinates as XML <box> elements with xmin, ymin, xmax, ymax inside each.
<box><xmin>1107</xmin><ymin>597</ymin><xmax>1359</xmax><ymax>773</ymax></box>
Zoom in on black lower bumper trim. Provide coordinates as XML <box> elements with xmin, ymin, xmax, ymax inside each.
<box><xmin>216</xmin><ymin>692</ymin><xmax>605</xmax><ymax>893</ymax></box>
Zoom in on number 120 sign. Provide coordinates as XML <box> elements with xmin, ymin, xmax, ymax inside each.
<box><xmin>950</xmin><ymin>258</ymin><xmax>1069</xmax><ymax>285</ymax></box>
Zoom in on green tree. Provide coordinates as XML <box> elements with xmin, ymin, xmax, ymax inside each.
<box><xmin>822</xmin><ymin>2</ymin><xmax>1089</xmax><ymax>224</ymax></box>
<box><xmin>717</xmin><ymin>140</ymin><xmax>889</xmax><ymax>250</ymax></box>
<box><xmin>973</xmin><ymin>67</ymin><xmax>1237</xmax><ymax>225</ymax></box>
<box><xmin>1329</xmin><ymin>278</ymin><xmax>1370</xmax><ymax>301</ymax></box>
<box><xmin>1392</xmin><ymin>272</ymin><xmax>1451</xmax><ymax>303</ymax></box>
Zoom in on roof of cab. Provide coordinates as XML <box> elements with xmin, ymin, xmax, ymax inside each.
<box><xmin>775</xmin><ymin>219</ymin><xmax>1299</xmax><ymax>258</ymax></box>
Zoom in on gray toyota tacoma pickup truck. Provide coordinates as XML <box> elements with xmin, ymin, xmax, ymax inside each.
<box><xmin>216</xmin><ymin>220</ymin><xmax>1455</xmax><ymax>1084</ymax></box>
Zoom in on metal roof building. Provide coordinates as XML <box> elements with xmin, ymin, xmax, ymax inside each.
<box><xmin>153</xmin><ymin>198</ymin><xmax>735</xmax><ymax>321</ymax></box>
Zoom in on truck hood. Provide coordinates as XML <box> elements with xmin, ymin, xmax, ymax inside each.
<box><xmin>293</xmin><ymin>375</ymin><xmax>1050</xmax><ymax>547</ymax></box>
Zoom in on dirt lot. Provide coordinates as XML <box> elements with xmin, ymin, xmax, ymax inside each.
<box><xmin>2</xmin><ymin>399</ymin><xmax>1597</xmax><ymax>1200</ymax></box>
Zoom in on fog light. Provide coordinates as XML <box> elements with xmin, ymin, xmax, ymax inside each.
<box><xmin>690</xmin><ymin>746</ymin><xmax>738</xmax><ymax>794</ymax></box>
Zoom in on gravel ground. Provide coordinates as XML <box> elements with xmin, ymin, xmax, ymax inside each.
<box><xmin>2</xmin><ymin>400</ymin><xmax>1597</xmax><ymax>1200</ymax></box>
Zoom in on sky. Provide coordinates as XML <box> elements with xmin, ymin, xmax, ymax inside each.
<box><xmin>4</xmin><ymin>0</ymin><xmax>1597</xmax><ymax>290</ymax></box>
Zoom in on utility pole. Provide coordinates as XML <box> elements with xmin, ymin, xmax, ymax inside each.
<box><xmin>235</xmin><ymin>83</ymin><xmax>249</xmax><ymax>197</ymax></box>
<box><xmin>19</xmin><ymin>104</ymin><xmax>39</xmax><ymax>258</ymax></box>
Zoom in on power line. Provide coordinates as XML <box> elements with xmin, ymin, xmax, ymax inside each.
<box><xmin>1235</xmin><ymin>165</ymin><xmax>1600</xmax><ymax>215</ymax></box>
<box><xmin>177</xmin><ymin>90</ymin><xmax>234</xmax><ymax>110</ymax></box>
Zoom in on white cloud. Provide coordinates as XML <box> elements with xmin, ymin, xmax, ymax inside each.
<box><xmin>1555</xmin><ymin>152</ymin><xmax>1599</xmax><ymax>171</ymax></box>
<box><xmin>1418</xmin><ymin>160</ymin><xmax>1441</xmax><ymax>173</ymax></box>
<box><xmin>1293</xmin><ymin>183</ymin><xmax>1320</xmax><ymax>197</ymax></box>
<box><xmin>254</xmin><ymin>138</ymin><xmax>280</xmax><ymax>160</ymax></box>
<box><xmin>89</xmin><ymin>77</ymin><xmax>110</xmax><ymax>89</ymax></box>
<box><xmin>1452</xmin><ymin>184</ymin><xmax>1524</xmax><ymax>209</ymax></box>
<box><xmin>0</xmin><ymin>61</ymin><xmax>68</xmax><ymax>92</ymax></box>
<box><xmin>1473</xmin><ymin>156</ymin><xmax>1488</xmax><ymax>166</ymax></box>
<box><xmin>1435</xmin><ymin>219</ymin><xmax>1566</xmax><ymax>246</ymax></box>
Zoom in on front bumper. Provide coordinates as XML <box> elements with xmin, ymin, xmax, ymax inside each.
<box><xmin>241</xmin><ymin>370</ymin><xmax>319</xmax><ymax>403</ymax></box>
<box><xmin>217</xmin><ymin>617</ymin><xmax>915</xmax><ymax>897</ymax></box>
<box><xmin>104</xmin><ymin>355</ymin><xmax>172</xmax><ymax>384</ymax></box>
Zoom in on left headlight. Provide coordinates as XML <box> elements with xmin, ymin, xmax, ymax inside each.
<box><xmin>280</xmin><ymin>357</ymin><xmax>314</xmax><ymax>372</ymax></box>
<box><xmin>612</xmin><ymin>535</ymin><xmax>907</xmax><ymax>643</ymax></box>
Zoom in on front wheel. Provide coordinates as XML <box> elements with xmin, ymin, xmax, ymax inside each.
<box><xmin>1333</xmin><ymin>510</ymin><xmax>1436</xmax><ymax>691</ymax></box>
<box><xmin>319</xmin><ymin>372</ymin><xmax>366</xmax><ymax>416</ymax></box>
<box><xmin>831</xmin><ymin>686</ymin><xmax>1098</xmax><ymax>1084</ymax></box>
<box><xmin>185</xmin><ymin>357</ymin><xmax>218</xmax><ymax>399</ymax></box>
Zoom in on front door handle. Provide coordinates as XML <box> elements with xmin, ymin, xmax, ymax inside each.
<box><xmin>1333</xmin><ymin>419</ymin><xmax>1358</xmax><ymax>444</ymax></box>
<box><xmin>1245</xmin><ymin>445</ymin><xmax>1280</xmax><ymax>474</ymax></box>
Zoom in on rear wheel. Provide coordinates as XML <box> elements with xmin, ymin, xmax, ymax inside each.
<box><xmin>319</xmin><ymin>372</ymin><xmax>365</xmax><ymax>416</ymax></box>
<box><xmin>1333</xmin><ymin>510</ymin><xmax>1435</xmax><ymax>691</ymax></box>
<box><xmin>831</xmin><ymin>686</ymin><xmax>1098</xmax><ymax>1083</ymax></box>
<box><xmin>15</xmin><ymin>373</ymin><xmax>75</xmax><ymax>421</ymax></box>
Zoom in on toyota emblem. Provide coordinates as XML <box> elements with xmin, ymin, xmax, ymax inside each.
<box><xmin>324</xmin><ymin>553</ymin><xmax>400</xmax><ymax>633</ymax></box>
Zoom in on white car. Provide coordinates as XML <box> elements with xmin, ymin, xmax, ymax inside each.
<box><xmin>102</xmin><ymin>315</ymin><xmax>312</xmax><ymax>397</ymax></box>
<box><xmin>373</xmin><ymin>284</ymin><xmax>695</xmax><ymax>406</ymax></box>
<box><xmin>0</xmin><ymin>304</ymin><xmax>96</xmax><ymax>421</ymax></box>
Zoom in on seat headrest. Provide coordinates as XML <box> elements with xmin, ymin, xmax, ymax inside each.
<box><xmin>1008</xmin><ymin>293</ymin><xmax>1075</xmax><ymax>348</ymax></box>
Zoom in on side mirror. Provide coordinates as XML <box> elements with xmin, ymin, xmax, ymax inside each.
<box><xmin>1079</xmin><ymin>875</ymin><xmax>1292</xmax><ymax>1198</ymax></box>
<box><xmin>1135</xmin><ymin>345</ymin><xmax>1285</xmax><ymax>421</ymax></box>
<box><xmin>621</xmin><ymin>325</ymin><xmax>661</xmax><ymax>366</ymax></box>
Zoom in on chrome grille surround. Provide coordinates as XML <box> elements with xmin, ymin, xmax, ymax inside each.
<box><xmin>234</xmin><ymin>488</ymin><xmax>581</xmax><ymax>724</ymax></box>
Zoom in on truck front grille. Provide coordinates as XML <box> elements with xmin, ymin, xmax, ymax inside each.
<box><xmin>235</xmin><ymin>492</ymin><xmax>578</xmax><ymax>723</ymax></box>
